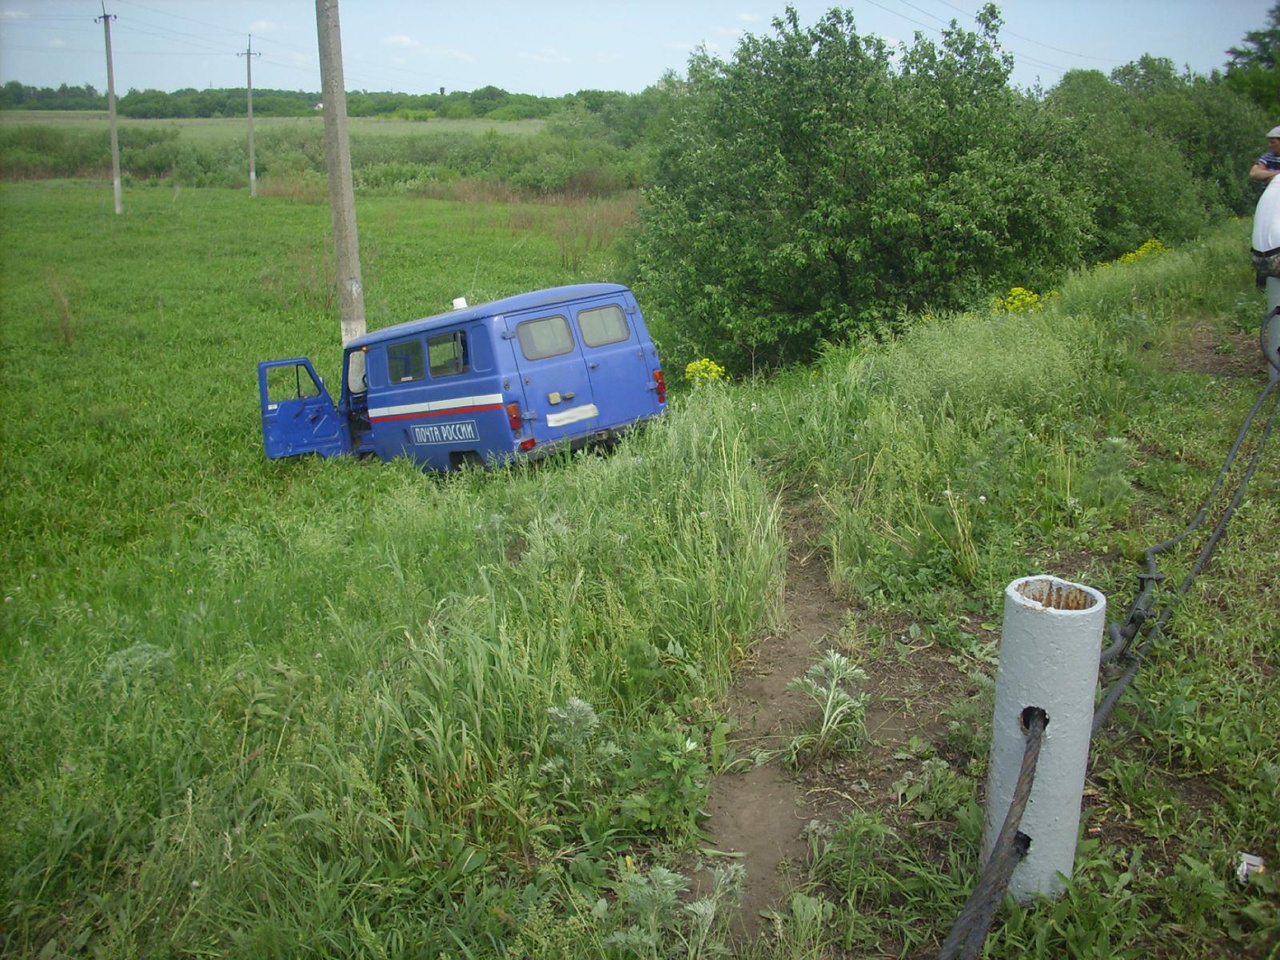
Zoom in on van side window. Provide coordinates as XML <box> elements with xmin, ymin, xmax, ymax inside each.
<box><xmin>428</xmin><ymin>330</ymin><xmax>469</xmax><ymax>378</ymax></box>
<box><xmin>516</xmin><ymin>315</ymin><xmax>574</xmax><ymax>361</ymax></box>
<box><xmin>387</xmin><ymin>340</ymin><xmax>425</xmax><ymax>383</ymax></box>
<box><xmin>578</xmin><ymin>304</ymin><xmax>630</xmax><ymax>347</ymax></box>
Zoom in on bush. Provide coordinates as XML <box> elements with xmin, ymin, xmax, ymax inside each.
<box><xmin>633</xmin><ymin>5</ymin><xmax>1093</xmax><ymax>375</ymax></box>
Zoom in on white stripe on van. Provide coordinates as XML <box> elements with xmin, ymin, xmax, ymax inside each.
<box><xmin>369</xmin><ymin>393</ymin><xmax>505</xmax><ymax>420</ymax></box>
<box><xmin>545</xmin><ymin>403</ymin><xmax>599</xmax><ymax>428</ymax></box>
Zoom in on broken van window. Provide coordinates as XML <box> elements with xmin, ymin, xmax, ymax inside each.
<box><xmin>266</xmin><ymin>363</ymin><xmax>320</xmax><ymax>404</ymax></box>
<box><xmin>387</xmin><ymin>340</ymin><xmax>425</xmax><ymax>383</ymax></box>
<box><xmin>429</xmin><ymin>330</ymin><xmax>469</xmax><ymax>378</ymax></box>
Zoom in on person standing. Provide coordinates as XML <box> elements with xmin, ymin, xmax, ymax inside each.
<box><xmin>1250</xmin><ymin>126</ymin><xmax>1280</xmax><ymax>182</ymax></box>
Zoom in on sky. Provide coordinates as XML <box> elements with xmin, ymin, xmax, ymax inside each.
<box><xmin>0</xmin><ymin>1</ymin><xmax>1272</xmax><ymax>100</ymax></box>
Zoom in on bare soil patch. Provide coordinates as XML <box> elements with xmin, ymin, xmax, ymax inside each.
<box><xmin>1164</xmin><ymin>316</ymin><xmax>1269</xmax><ymax>380</ymax></box>
<box><xmin>693</xmin><ymin>502</ymin><xmax>845</xmax><ymax>936</ymax></box>
<box><xmin>695</xmin><ymin>499</ymin><xmax>973</xmax><ymax>939</ymax></box>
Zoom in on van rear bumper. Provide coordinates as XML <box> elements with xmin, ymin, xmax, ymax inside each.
<box><xmin>512</xmin><ymin>414</ymin><xmax>661</xmax><ymax>465</ymax></box>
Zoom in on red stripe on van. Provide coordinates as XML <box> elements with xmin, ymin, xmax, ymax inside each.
<box><xmin>370</xmin><ymin>403</ymin><xmax>505</xmax><ymax>423</ymax></box>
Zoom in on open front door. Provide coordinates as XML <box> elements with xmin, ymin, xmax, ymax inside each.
<box><xmin>258</xmin><ymin>358</ymin><xmax>349</xmax><ymax>459</ymax></box>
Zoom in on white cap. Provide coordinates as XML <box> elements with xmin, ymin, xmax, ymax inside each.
<box><xmin>1270</xmin><ymin>126</ymin><xmax>1280</xmax><ymax>138</ymax></box>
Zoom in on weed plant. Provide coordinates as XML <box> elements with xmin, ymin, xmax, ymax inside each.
<box><xmin>784</xmin><ymin>651</ymin><xmax>868</xmax><ymax>769</ymax></box>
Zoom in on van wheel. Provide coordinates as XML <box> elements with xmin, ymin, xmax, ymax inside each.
<box><xmin>449</xmin><ymin>451</ymin><xmax>484</xmax><ymax>471</ymax></box>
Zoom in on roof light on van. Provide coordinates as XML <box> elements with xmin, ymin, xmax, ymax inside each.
<box><xmin>452</xmin><ymin>297</ymin><xmax>468</xmax><ymax>310</ymax></box>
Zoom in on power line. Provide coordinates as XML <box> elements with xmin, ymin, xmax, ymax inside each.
<box><xmin>114</xmin><ymin>0</ymin><xmax>248</xmax><ymax>41</ymax></box>
<box><xmin>3</xmin><ymin>44</ymin><xmax>227</xmax><ymax>56</ymax></box>
<box><xmin>861</xmin><ymin>0</ymin><xmax>1069</xmax><ymax>75</ymax></box>
<box><xmin>121</xmin><ymin>23</ymin><xmax>239</xmax><ymax>58</ymax></box>
<box><xmin>925</xmin><ymin>0</ymin><xmax>1121</xmax><ymax>63</ymax></box>
<box><xmin>113</xmin><ymin>0</ymin><xmax>457</xmax><ymax>91</ymax></box>
<box><xmin>0</xmin><ymin>15</ymin><xmax>90</xmax><ymax>21</ymax></box>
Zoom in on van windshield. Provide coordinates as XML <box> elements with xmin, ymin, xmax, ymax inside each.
<box><xmin>346</xmin><ymin>350</ymin><xmax>368</xmax><ymax>395</ymax></box>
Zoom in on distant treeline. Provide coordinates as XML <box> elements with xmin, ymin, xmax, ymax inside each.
<box><xmin>0</xmin><ymin>79</ymin><xmax>652</xmax><ymax>125</ymax></box>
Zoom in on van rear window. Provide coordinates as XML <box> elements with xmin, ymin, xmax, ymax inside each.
<box><xmin>516</xmin><ymin>315</ymin><xmax>574</xmax><ymax>361</ymax></box>
<box><xmin>387</xmin><ymin>340</ymin><xmax>425</xmax><ymax>383</ymax></box>
<box><xmin>578</xmin><ymin>304</ymin><xmax>630</xmax><ymax>347</ymax></box>
<box><xmin>429</xmin><ymin>330</ymin><xmax>469</xmax><ymax>378</ymax></box>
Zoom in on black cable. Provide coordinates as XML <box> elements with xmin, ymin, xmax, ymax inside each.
<box><xmin>1094</xmin><ymin>385</ymin><xmax>1280</xmax><ymax>733</ymax></box>
<box><xmin>1100</xmin><ymin>377</ymin><xmax>1279</xmax><ymax>666</ymax></box>
<box><xmin>935</xmin><ymin>709</ymin><xmax>1047</xmax><ymax>960</ymax></box>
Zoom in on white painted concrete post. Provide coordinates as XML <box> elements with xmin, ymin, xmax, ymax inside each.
<box><xmin>982</xmin><ymin>576</ymin><xmax>1106</xmax><ymax>901</ymax></box>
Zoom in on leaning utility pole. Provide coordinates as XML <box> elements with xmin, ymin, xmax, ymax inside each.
<box><xmin>238</xmin><ymin>35</ymin><xmax>261</xmax><ymax>197</ymax></box>
<box><xmin>95</xmin><ymin>4</ymin><xmax>122</xmax><ymax>214</ymax></box>
<box><xmin>314</xmin><ymin>0</ymin><xmax>366</xmax><ymax>344</ymax></box>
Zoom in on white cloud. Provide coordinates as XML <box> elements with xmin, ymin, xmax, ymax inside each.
<box><xmin>520</xmin><ymin>46</ymin><xmax>570</xmax><ymax>64</ymax></box>
<box><xmin>249</xmin><ymin>20</ymin><xmax>283</xmax><ymax>34</ymax></box>
<box><xmin>739</xmin><ymin>13</ymin><xmax>762</xmax><ymax>23</ymax></box>
<box><xmin>48</xmin><ymin>38</ymin><xmax>65</xmax><ymax>48</ymax></box>
<box><xmin>385</xmin><ymin>34</ymin><xmax>421</xmax><ymax>49</ymax></box>
<box><xmin>711</xmin><ymin>25</ymin><xmax>743</xmax><ymax>38</ymax></box>
<box><xmin>1</xmin><ymin>10</ymin><xmax>31</xmax><ymax>21</ymax></box>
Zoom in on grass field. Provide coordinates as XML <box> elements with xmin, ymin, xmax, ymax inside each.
<box><xmin>1</xmin><ymin>181</ymin><xmax>1277</xmax><ymax>958</ymax></box>
<box><xmin>0</xmin><ymin>111</ymin><xmax>547</xmax><ymax>142</ymax></box>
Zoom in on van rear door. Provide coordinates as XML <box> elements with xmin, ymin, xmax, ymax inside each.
<box><xmin>571</xmin><ymin>298</ymin><xmax>659</xmax><ymax>428</ymax></box>
<box><xmin>258</xmin><ymin>358</ymin><xmax>349</xmax><ymax>459</ymax></box>
<box><xmin>504</xmin><ymin>312</ymin><xmax>597</xmax><ymax>448</ymax></box>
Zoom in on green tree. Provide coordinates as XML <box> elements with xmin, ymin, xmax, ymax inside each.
<box><xmin>1225</xmin><ymin>1</ymin><xmax>1280</xmax><ymax>112</ymax></box>
<box><xmin>633</xmin><ymin>5</ymin><xmax>1091</xmax><ymax>374</ymax></box>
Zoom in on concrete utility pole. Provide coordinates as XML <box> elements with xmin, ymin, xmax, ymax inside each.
<box><xmin>314</xmin><ymin>0</ymin><xmax>366</xmax><ymax>345</ymax></box>
<box><xmin>238</xmin><ymin>35</ymin><xmax>261</xmax><ymax>197</ymax></box>
<box><xmin>95</xmin><ymin>5</ymin><xmax>122</xmax><ymax>215</ymax></box>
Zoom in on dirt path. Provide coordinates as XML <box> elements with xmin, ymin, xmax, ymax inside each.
<box><xmin>693</xmin><ymin>503</ymin><xmax>850</xmax><ymax>936</ymax></box>
<box><xmin>694</xmin><ymin>500</ymin><xmax>972</xmax><ymax>941</ymax></box>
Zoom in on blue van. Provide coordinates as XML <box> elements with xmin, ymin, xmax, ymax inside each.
<box><xmin>258</xmin><ymin>283</ymin><xmax>666</xmax><ymax>470</ymax></box>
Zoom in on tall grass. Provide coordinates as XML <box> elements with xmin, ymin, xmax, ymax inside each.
<box><xmin>0</xmin><ymin>118</ymin><xmax>645</xmax><ymax>198</ymax></box>
<box><xmin>732</xmin><ymin>220</ymin><xmax>1279</xmax><ymax>958</ymax></box>
<box><xmin>737</xmin><ymin>224</ymin><xmax>1262</xmax><ymax>618</ymax></box>
<box><xmin>0</xmin><ymin>182</ymin><xmax>780</xmax><ymax>957</ymax></box>
<box><xmin>2</xmin><ymin>181</ymin><xmax>1275</xmax><ymax>957</ymax></box>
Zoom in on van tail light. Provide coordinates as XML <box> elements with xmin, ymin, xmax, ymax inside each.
<box><xmin>519</xmin><ymin>438</ymin><xmax>536</xmax><ymax>451</ymax></box>
<box><xmin>506</xmin><ymin>402</ymin><xmax>522</xmax><ymax>433</ymax></box>
<box><xmin>653</xmin><ymin>370</ymin><xmax>666</xmax><ymax>404</ymax></box>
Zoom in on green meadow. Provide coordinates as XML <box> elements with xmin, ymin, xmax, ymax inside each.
<box><xmin>0</xmin><ymin>111</ymin><xmax>547</xmax><ymax>142</ymax></box>
<box><xmin>1</xmin><ymin>180</ymin><xmax>1277</xmax><ymax>958</ymax></box>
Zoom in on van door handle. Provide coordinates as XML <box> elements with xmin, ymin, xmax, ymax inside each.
<box><xmin>588</xmin><ymin>362</ymin><xmax>599</xmax><ymax>369</ymax></box>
